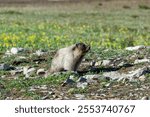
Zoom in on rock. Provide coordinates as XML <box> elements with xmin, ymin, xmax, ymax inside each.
<box><xmin>41</xmin><ymin>94</ymin><xmax>50</xmax><ymax>100</ymax></box>
<box><xmin>12</xmin><ymin>57</ymin><xmax>28</xmax><ymax>65</ymax></box>
<box><xmin>91</xmin><ymin>60</ymin><xmax>111</xmax><ymax>67</ymax></box>
<box><xmin>23</xmin><ymin>66</ymin><xmax>36</xmax><ymax>78</ymax></box>
<box><xmin>94</xmin><ymin>61</ymin><xmax>102</xmax><ymax>66</ymax></box>
<box><xmin>74</xmin><ymin>94</ymin><xmax>85</xmax><ymax>100</ymax></box>
<box><xmin>134</xmin><ymin>59</ymin><xmax>150</xmax><ymax>64</ymax></box>
<box><xmin>34</xmin><ymin>50</ymin><xmax>47</xmax><ymax>56</ymax></box>
<box><xmin>120</xmin><ymin>77</ymin><xmax>130</xmax><ymax>83</ymax></box>
<box><xmin>40</xmin><ymin>90</ymin><xmax>49</xmax><ymax>94</ymax></box>
<box><xmin>0</xmin><ymin>64</ymin><xmax>15</xmax><ymax>71</ymax></box>
<box><xmin>118</xmin><ymin>61</ymin><xmax>125</xmax><ymax>67</ymax></box>
<box><xmin>67</xmin><ymin>88</ymin><xmax>75</xmax><ymax>94</ymax></box>
<box><xmin>90</xmin><ymin>60</ymin><xmax>96</xmax><ymax>66</ymax></box>
<box><xmin>118</xmin><ymin>62</ymin><xmax>133</xmax><ymax>67</ymax></box>
<box><xmin>77</xmin><ymin>82</ymin><xmax>88</xmax><ymax>89</ymax></box>
<box><xmin>5</xmin><ymin>50</ymin><xmax>11</xmax><ymax>55</ymax></box>
<box><xmin>10</xmin><ymin>67</ymin><xmax>23</xmax><ymax>75</ymax></box>
<box><xmin>84</xmin><ymin>75</ymin><xmax>101</xmax><ymax>83</ymax></box>
<box><xmin>127</xmin><ymin>67</ymin><xmax>149</xmax><ymax>78</ymax></box>
<box><xmin>125</xmin><ymin>45</ymin><xmax>145</xmax><ymax>51</ymax></box>
<box><xmin>85</xmin><ymin>74</ymin><xmax>101</xmax><ymax>80</ymax></box>
<box><xmin>141</xmin><ymin>96</ymin><xmax>149</xmax><ymax>100</ymax></box>
<box><xmin>26</xmin><ymin>68</ymin><xmax>36</xmax><ymax>76</ymax></box>
<box><xmin>37</xmin><ymin>69</ymin><xmax>45</xmax><ymax>75</ymax></box>
<box><xmin>77</xmin><ymin>77</ymin><xmax>87</xmax><ymax>82</ymax></box>
<box><xmin>139</xmin><ymin>75</ymin><xmax>146</xmax><ymax>82</ymax></box>
<box><xmin>29</xmin><ymin>86</ymin><xmax>36</xmax><ymax>91</ymax></box>
<box><xmin>29</xmin><ymin>85</ymin><xmax>48</xmax><ymax>91</ymax></box>
<box><xmin>61</xmin><ymin>76</ymin><xmax>76</xmax><ymax>86</ymax></box>
<box><xmin>16</xmin><ymin>56</ymin><xmax>27</xmax><ymax>61</ymax></box>
<box><xmin>5</xmin><ymin>97</ymin><xmax>13</xmax><ymax>100</ymax></box>
<box><xmin>103</xmin><ymin>71</ymin><xmax>122</xmax><ymax>80</ymax></box>
<box><xmin>69</xmin><ymin>75</ymin><xmax>74</xmax><ymax>79</ymax></box>
<box><xmin>48</xmin><ymin>91</ymin><xmax>55</xmax><ymax>95</ymax></box>
<box><xmin>102</xmin><ymin>60</ymin><xmax>111</xmax><ymax>66</ymax></box>
<box><xmin>105</xmin><ymin>83</ymin><xmax>112</xmax><ymax>87</ymax></box>
<box><xmin>103</xmin><ymin>66</ymin><xmax>150</xmax><ymax>81</ymax></box>
<box><xmin>0</xmin><ymin>64</ymin><xmax>9</xmax><ymax>70</ymax></box>
<box><xmin>1</xmin><ymin>75</ymin><xmax>6</xmax><ymax>79</ymax></box>
<box><xmin>18</xmin><ymin>56</ymin><xmax>27</xmax><ymax>59</ymax></box>
<box><xmin>10</xmin><ymin>47</ymin><xmax>24</xmax><ymax>54</ymax></box>
<box><xmin>40</xmin><ymin>85</ymin><xmax>48</xmax><ymax>90</ymax></box>
<box><xmin>5</xmin><ymin>47</ymin><xmax>25</xmax><ymax>56</ymax></box>
<box><xmin>25</xmin><ymin>67</ymin><xmax>36</xmax><ymax>74</ymax></box>
<box><xmin>23</xmin><ymin>66</ymin><xmax>29</xmax><ymax>75</ymax></box>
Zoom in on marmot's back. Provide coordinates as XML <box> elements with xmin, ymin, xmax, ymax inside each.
<box><xmin>47</xmin><ymin>43</ymin><xmax>90</xmax><ymax>75</ymax></box>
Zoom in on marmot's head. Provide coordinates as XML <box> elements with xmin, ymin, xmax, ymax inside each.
<box><xmin>73</xmin><ymin>43</ymin><xmax>90</xmax><ymax>55</ymax></box>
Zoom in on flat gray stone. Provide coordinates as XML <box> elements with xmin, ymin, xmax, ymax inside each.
<box><xmin>103</xmin><ymin>66</ymin><xmax>150</xmax><ymax>81</ymax></box>
<box><xmin>62</xmin><ymin>76</ymin><xmax>76</xmax><ymax>86</ymax></box>
<box><xmin>74</xmin><ymin>94</ymin><xmax>85</xmax><ymax>100</ymax></box>
<box><xmin>134</xmin><ymin>59</ymin><xmax>150</xmax><ymax>64</ymax></box>
<box><xmin>0</xmin><ymin>64</ymin><xmax>15</xmax><ymax>71</ymax></box>
<box><xmin>10</xmin><ymin>67</ymin><xmax>23</xmax><ymax>75</ymax></box>
<box><xmin>125</xmin><ymin>45</ymin><xmax>145</xmax><ymax>51</ymax></box>
<box><xmin>37</xmin><ymin>69</ymin><xmax>45</xmax><ymax>75</ymax></box>
<box><xmin>102</xmin><ymin>60</ymin><xmax>111</xmax><ymax>66</ymax></box>
<box><xmin>141</xmin><ymin>96</ymin><xmax>149</xmax><ymax>100</ymax></box>
<box><xmin>77</xmin><ymin>82</ymin><xmax>88</xmax><ymax>89</ymax></box>
<box><xmin>84</xmin><ymin>75</ymin><xmax>101</xmax><ymax>83</ymax></box>
<box><xmin>34</xmin><ymin>50</ymin><xmax>47</xmax><ymax>56</ymax></box>
<box><xmin>10</xmin><ymin>47</ymin><xmax>24</xmax><ymax>54</ymax></box>
<box><xmin>77</xmin><ymin>77</ymin><xmax>87</xmax><ymax>82</ymax></box>
<box><xmin>23</xmin><ymin>66</ymin><xmax>36</xmax><ymax>78</ymax></box>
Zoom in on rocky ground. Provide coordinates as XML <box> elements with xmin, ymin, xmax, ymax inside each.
<box><xmin>0</xmin><ymin>45</ymin><xmax>150</xmax><ymax>100</ymax></box>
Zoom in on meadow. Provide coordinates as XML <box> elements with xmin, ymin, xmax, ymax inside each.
<box><xmin>0</xmin><ymin>0</ymin><xmax>150</xmax><ymax>99</ymax></box>
<box><xmin>0</xmin><ymin>0</ymin><xmax>150</xmax><ymax>51</ymax></box>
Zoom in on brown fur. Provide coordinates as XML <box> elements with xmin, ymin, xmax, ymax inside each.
<box><xmin>46</xmin><ymin>43</ymin><xmax>90</xmax><ymax>75</ymax></box>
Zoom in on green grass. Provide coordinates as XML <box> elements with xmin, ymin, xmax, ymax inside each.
<box><xmin>0</xmin><ymin>73</ymin><xmax>69</xmax><ymax>99</ymax></box>
<box><xmin>139</xmin><ymin>4</ymin><xmax>150</xmax><ymax>10</ymax></box>
<box><xmin>0</xmin><ymin>5</ymin><xmax>150</xmax><ymax>51</ymax></box>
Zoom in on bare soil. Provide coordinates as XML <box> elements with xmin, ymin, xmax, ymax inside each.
<box><xmin>0</xmin><ymin>0</ymin><xmax>149</xmax><ymax>8</ymax></box>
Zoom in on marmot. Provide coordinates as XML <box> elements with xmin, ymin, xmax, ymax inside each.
<box><xmin>46</xmin><ymin>43</ymin><xmax>90</xmax><ymax>75</ymax></box>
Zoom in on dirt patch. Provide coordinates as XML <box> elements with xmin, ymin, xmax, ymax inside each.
<box><xmin>0</xmin><ymin>0</ymin><xmax>149</xmax><ymax>9</ymax></box>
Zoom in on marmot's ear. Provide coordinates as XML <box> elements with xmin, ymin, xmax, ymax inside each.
<box><xmin>76</xmin><ymin>43</ymin><xmax>84</xmax><ymax>47</ymax></box>
<box><xmin>73</xmin><ymin>43</ymin><xmax>80</xmax><ymax>50</ymax></box>
<box><xmin>72</xmin><ymin>44</ymin><xmax>77</xmax><ymax>50</ymax></box>
<box><xmin>75</xmin><ymin>43</ymin><xmax>80</xmax><ymax>47</ymax></box>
